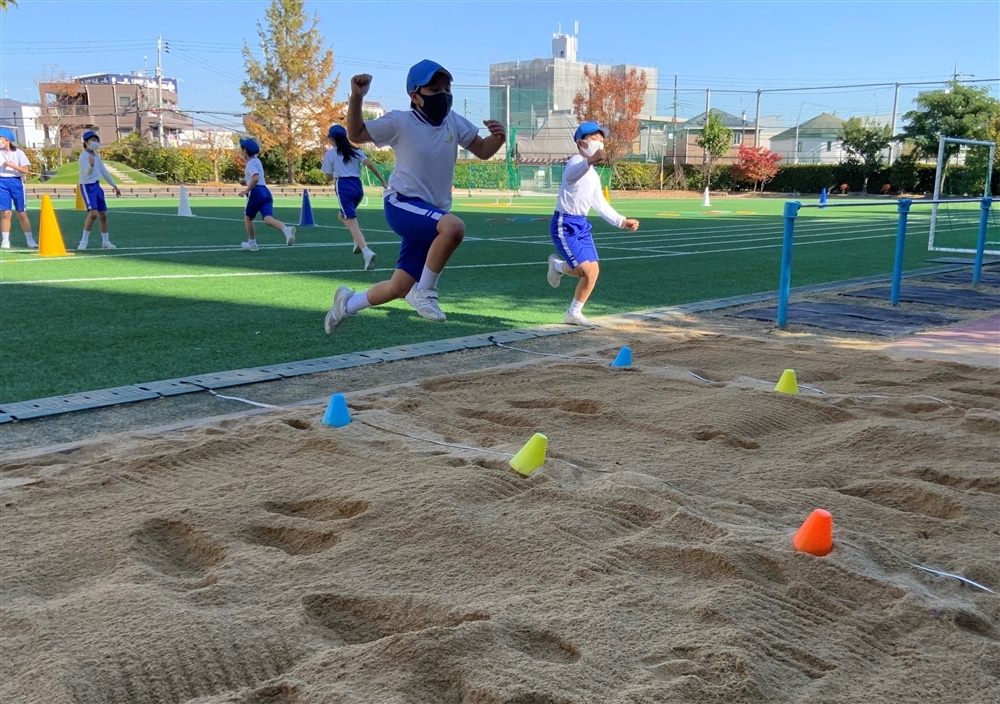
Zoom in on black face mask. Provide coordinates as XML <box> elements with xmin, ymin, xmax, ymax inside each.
<box><xmin>418</xmin><ymin>92</ymin><xmax>453</xmax><ymax>125</ymax></box>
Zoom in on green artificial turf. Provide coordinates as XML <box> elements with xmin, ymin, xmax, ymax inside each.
<box><xmin>0</xmin><ymin>193</ymin><xmax>992</xmax><ymax>403</ymax></box>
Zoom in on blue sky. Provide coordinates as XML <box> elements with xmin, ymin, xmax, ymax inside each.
<box><xmin>2</xmin><ymin>0</ymin><xmax>998</xmax><ymax>132</ymax></box>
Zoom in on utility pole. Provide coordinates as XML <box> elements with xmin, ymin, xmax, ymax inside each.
<box><xmin>670</xmin><ymin>73</ymin><xmax>679</xmax><ymax>188</ymax></box>
<box><xmin>156</xmin><ymin>35</ymin><xmax>164</xmax><ymax>147</ymax></box>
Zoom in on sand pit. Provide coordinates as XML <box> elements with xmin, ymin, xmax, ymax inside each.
<box><xmin>1</xmin><ymin>326</ymin><xmax>998</xmax><ymax>703</ymax></box>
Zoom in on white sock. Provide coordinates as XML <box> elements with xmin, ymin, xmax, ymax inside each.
<box><xmin>101</xmin><ymin>232</ymin><xmax>110</xmax><ymax>244</ymax></box>
<box><xmin>1</xmin><ymin>232</ymin><xmax>9</xmax><ymax>246</ymax></box>
<box><xmin>25</xmin><ymin>232</ymin><xmax>35</xmax><ymax>244</ymax></box>
<box><xmin>80</xmin><ymin>230</ymin><xmax>90</xmax><ymax>244</ymax></box>
<box><xmin>362</xmin><ymin>247</ymin><xmax>374</xmax><ymax>256</ymax></box>
<box><xmin>552</xmin><ymin>257</ymin><xmax>565</xmax><ymax>273</ymax></box>
<box><xmin>346</xmin><ymin>292</ymin><xmax>371</xmax><ymax>316</ymax></box>
<box><xmin>417</xmin><ymin>267</ymin><xmax>440</xmax><ymax>291</ymax></box>
<box><xmin>568</xmin><ymin>299</ymin><xmax>585</xmax><ymax>315</ymax></box>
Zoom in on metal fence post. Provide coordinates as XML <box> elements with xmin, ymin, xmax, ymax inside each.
<box><xmin>890</xmin><ymin>198</ymin><xmax>912</xmax><ymax>305</ymax></box>
<box><xmin>777</xmin><ymin>201</ymin><xmax>801</xmax><ymax>329</ymax></box>
<box><xmin>973</xmin><ymin>196</ymin><xmax>994</xmax><ymax>286</ymax></box>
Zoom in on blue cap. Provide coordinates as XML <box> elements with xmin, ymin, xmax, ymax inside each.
<box><xmin>406</xmin><ymin>59</ymin><xmax>453</xmax><ymax>93</ymax></box>
<box><xmin>0</xmin><ymin>127</ymin><xmax>15</xmax><ymax>143</ymax></box>
<box><xmin>82</xmin><ymin>130</ymin><xmax>99</xmax><ymax>142</ymax></box>
<box><xmin>573</xmin><ymin>121</ymin><xmax>610</xmax><ymax>142</ymax></box>
<box><xmin>239</xmin><ymin>138</ymin><xmax>260</xmax><ymax>155</ymax></box>
<box><xmin>328</xmin><ymin>125</ymin><xmax>347</xmax><ymax>140</ymax></box>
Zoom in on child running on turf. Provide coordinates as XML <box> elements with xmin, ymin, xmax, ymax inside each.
<box><xmin>237</xmin><ymin>137</ymin><xmax>296</xmax><ymax>251</ymax></box>
<box><xmin>321</xmin><ymin>124</ymin><xmax>388</xmax><ymax>270</ymax></box>
<box><xmin>77</xmin><ymin>130</ymin><xmax>122</xmax><ymax>250</ymax></box>
<box><xmin>545</xmin><ymin>121</ymin><xmax>640</xmax><ymax>326</ymax></box>
<box><xmin>0</xmin><ymin>128</ymin><xmax>36</xmax><ymax>250</ymax></box>
<box><xmin>324</xmin><ymin>59</ymin><xmax>506</xmax><ymax>334</ymax></box>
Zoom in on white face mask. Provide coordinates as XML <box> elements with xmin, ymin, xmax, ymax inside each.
<box><xmin>580</xmin><ymin>140</ymin><xmax>603</xmax><ymax>157</ymax></box>
<box><xmin>88</xmin><ymin>141</ymin><xmax>101</xmax><ymax>151</ymax></box>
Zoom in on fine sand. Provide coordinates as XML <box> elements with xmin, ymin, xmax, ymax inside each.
<box><xmin>1</xmin><ymin>320</ymin><xmax>998</xmax><ymax>704</ymax></box>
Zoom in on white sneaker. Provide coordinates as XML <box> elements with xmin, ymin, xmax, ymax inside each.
<box><xmin>0</xmin><ymin>241</ymin><xmax>9</xmax><ymax>250</ymax></box>
<box><xmin>26</xmin><ymin>239</ymin><xmax>38</xmax><ymax>249</ymax></box>
<box><xmin>546</xmin><ymin>254</ymin><xmax>564</xmax><ymax>288</ymax></box>
<box><xmin>362</xmin><ymin>249</ymin><xmax>376</xmax><ymax>271</ymax></box>
<box><xmin>241</xmin><ymin>240</ymin><xmax>259</xmax><ymax>252</ymax></box>
<box><xmin>284</xmin><ymin>226</ymin><xmax>296</xmax><ymax>245</ymax></box>
<box><xmin>352</xmin><ymin>244</ymin><xmax>362</xmax><ymax>255</ymax></box>
<box><xmin>405</xmin><ymin>287</ymin><xmax>446</xmax><ymax>322</ymax></box>
<box><xmin>324</xmin><ymin>285</ymin><xmax>355</xmax><ymax>334</ymax></box>
<box><xmin>77</xmin><ymin>241</ymin><xmax>88</xmax><ymax>251</ymax></box>
<box><xmin>102</xmin><ymin>242</ymin><xmax>117</xmax><ymax>250</ymax></box>
<box><xmin>563</xmin><ymin>310</ymin><xmax>594</xmax><ymax>326</ymax></box>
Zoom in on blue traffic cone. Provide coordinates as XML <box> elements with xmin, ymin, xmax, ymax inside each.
<box><xmin>819</xmin><ymin>188</ymin><xmax>828</xmax><ymax>209</ymax></box>
<box><xmin>610</xmin><ymin>346</ymin><xmax>633</xmax><ymax>368</ymax></box>
<box><xmin>299</xmin><ymin>189</ymin><xmax>316</xmax><ymax>226</ymax></box>
<box><xmin>322</xmin><ymin>393</ymin><xmax>351</xmax><ymax>427</ymax></box>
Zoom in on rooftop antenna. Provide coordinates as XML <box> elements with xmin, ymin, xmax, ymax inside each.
<box><xmin>557</xmin><ymin>22</ymin><xmax>561</xmax><ymax>34</ymax></box>
<box><xmin>574</xmin><ymin>20</ymin><xmax>579</xmax><ymax>36</ymax></box>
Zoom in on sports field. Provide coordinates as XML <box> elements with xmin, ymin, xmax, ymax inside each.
<box><xmin>0</xmin><ymin>193</ymin><xmax>990</xmax><ymax>403</ymax></box>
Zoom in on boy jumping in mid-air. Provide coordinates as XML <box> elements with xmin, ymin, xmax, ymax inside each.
<box><xmin>237</xmin><ymin>137</ymin><xmax>296</xmax><ymax>251</ymax></box>
<box><xmin>324</xmin><ymin>59</ymin><xmax>506</xmax><ymax>334</ymax></box>
<box><xmin>546</xmin><ymin>121</ymin><xmax>640</xmax><ymax>326</ymax></box>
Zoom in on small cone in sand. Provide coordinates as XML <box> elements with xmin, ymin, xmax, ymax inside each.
<box><xmin>510</xmin><ymin>433</ymin><xmax>547</xmax><ymax>477</ymax></box>
<box><xmin>610</xmin><ymin>346</ymin><xmax>633</xmax><ymax>368</ymax></box>
<box><xmin>75</xmin><ymin>184</ymin><xmax>86</xmax><ymax>210</ymax></box>
<box><xmin>38</xmin><ymin>195</ymin><xmax>71</xmax><ymax>257</ymax></box>
<box><xmin>793</xmin><ymin>509</ymin><xmax>833</xmax><ymax>556</ymax></box>
<box><xmin>321</xmin><ymin>393</ymin><xmax>351</xmax><ymax>428</ymax></box>
<box><xmin>774</xmin><ymin>369</ymin><xmax>799</xmax><ymax>395</ymax></box>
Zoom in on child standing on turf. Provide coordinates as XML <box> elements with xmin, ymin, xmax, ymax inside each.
<box><xmin>0</xmin><ymin>128</ymin><xmax>36</xmax><ymax>250</ymax></box>
<box><xmin>237</xmin><ymin>137</ymin><xmax>296</xmax><ymax>251</ymax></box>
<box><xmin>77</xmin><ymin>130</ymin><xmax>122</xmax><ymax>250</ymax></box>
<box><xmin>323</xmin><ymin>59</ymin><xmax>506</xmax><ymax>334</ymax></box>
<box><xmin>545</xmin><ymin>121</ymin><xmax>640</xmax><ymax>326</ymax></box>
<box><xmin>321</xmin><ymin>124</ymin><xmax>388</xmax><ymax>270</ymax></box>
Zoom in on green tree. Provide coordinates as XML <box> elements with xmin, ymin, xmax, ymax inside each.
<box><xmin>240</xmin><ymin>0</ymin><xmax>342</xmax><ymax>183</ymax></box>
<box><xmin>897</xmin><ymin>80</ymin><xmax>1000</xmax><ymax>167</ymax></box>
<box><xmin>572</xmin><ymin>66</ymin><xmax>648</xmax><ymax>168</ymax></box>
<box><xmin>840</xmin><ymin>117</ymin><xmax>893</xmax><ymax>193</ymax></box>
<box><xmin>1</xmin><ymin>0</ymin><xmax>19</xmax><ymax>10</ymax></box>
<box><xmin>695</xmin><ymin>111</ymin><xmax>732</xmax><ymax>191</ymax></box>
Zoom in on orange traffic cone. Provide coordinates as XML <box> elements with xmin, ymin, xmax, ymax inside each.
<box><xmin>38</xmin><ymin>195</ymin><xmax>72</xmax><ymax>257</ymax></box>
<box><xmin>74</xmin><ymin>184</ymin><xmax>85</xmax><ymax>211</ymax></box>
<box><xmin>792</xmin><ymin>509</ymin><xmax>833</xmax><ymax>556</ymax></box>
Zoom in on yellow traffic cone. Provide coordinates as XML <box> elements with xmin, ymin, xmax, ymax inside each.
<box><xmin>74</xmin><ymin>184</ymin><xmax>85</xmax><ymax>211</ymax></box>
<box><xmin>774</xmin><ymin>369</ymin><xmax>799</xmax><ymax>395</ymax></box>
<box><xmin>38</xmin><ymin>195</ymin><xmax>72</xmax><ymax>257</ymax></box>
<box><xmin>602</xmin><ymin>185</ymin><xmax>611</xmax><ymax>203</ymax></box>
<box><xmin>510</xmin><ymin>433</ymin><xmax>547</xmax><ymax>477</ymax></box>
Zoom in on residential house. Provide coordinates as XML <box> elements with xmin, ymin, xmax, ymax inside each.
<box><xmin>37</xmin><ymin>73</ymin><xmax>192</xmax><ymax>148</ymax></box>
<box><xmin>675</xmin><ymin>109</ymin><xmax>759</xmax><ymax>166</ymax></box>
<box><xmin>0</xmin><ymin>99</ymin><xmax>45</xmax><ymax>148</ymax></box>
<box><xmin>770</xmin><ymin>113</ymin><xmax>847</xmax><ymax>164</ymax></box>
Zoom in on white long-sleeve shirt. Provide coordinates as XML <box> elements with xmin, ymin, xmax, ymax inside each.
<box><xmin>79</xmin><ymin>150</ymin><xmax>117</xmax><ymax>187</ymax></box>
<box><xmin>0</xmin><ymin>148</ymin><xmax>30</xmax><ymax>180</ymax></box>
<box><xmin>555</xmin><ymin>154</ymin><xmax>625</xmax><ymax>228</ymax></box>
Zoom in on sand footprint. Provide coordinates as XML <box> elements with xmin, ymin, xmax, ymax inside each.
<box><xmin>301</xmin><ymin>593</ymin><xmax>491</xmax><ymax>646</ymax></box>
<box><xmin>837</xmin><ymin>480</ymin><xmax>965</xmax><ymax>519</ymax></box>
<box><xmin>129</xmin><ymin>518</ymin><xmax>226</xmax><ymax>583</ymax></box>
<box><xmin>263</xmin><ymin>497</ymin><xmax>371</xmax><ymax>522</ymax></box>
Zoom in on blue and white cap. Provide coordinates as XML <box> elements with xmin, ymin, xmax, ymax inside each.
<box><xmin>239</xmin><ymin>138</ymin><xmax>260</xmax><ymax>155</ymax></box>
<box><xmin>573</xmin><ymin>121</ymin><xmax>610</xmax><ymax>142</ymax></box>
<box><xmin>0</xmin><ymin>127</ymin><xmax>15</xmax><ymax>143</ymax></box>
<box><xmin>406</xmin><ymin>59</ymin><xmax>453</xmax><ymax>93</ymax></box>
<box><xmin>82</xmin><ymin>130</ymin><xmax>100</xmax><ymax>143</ymax></box>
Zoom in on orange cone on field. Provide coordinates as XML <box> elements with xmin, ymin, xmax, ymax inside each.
<box><xmin>792</xmin><ymin>509</ymin><xmax>833</xmax><ymax>556</ymax></box>
<box><xmin>74</xmin><ymin>184</ymin><xmax>85</xmax><ymax>210</ymax></box>
<box><xmin>38</xmin><ymin>195</ymin><xmax>72</xmax><ymax>257</ymax></box>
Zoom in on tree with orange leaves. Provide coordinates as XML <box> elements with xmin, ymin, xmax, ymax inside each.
<box><xmin>572</xmin><ymin>66</ymin><xmax>648</xmax><ymax>168</ymax></box>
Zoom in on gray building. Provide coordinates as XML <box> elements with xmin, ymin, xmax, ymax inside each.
<box><xmin>489</xmin><ymin>28</ymin><xmax>659</xmax><ymax>137</ymax></box>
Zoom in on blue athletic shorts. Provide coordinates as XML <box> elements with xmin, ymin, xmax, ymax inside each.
<box><xmin>550</xmin><ymin>211</ymin><xmax>598</xmax><ymax>268</ymax></box>
<box><xmin>384</xmin><ymin>192</ymin><xmax>446</xmax><ymax>280</ymax></box>
<box><xmin>0</xmin><ymin>178</ymin><xmax>25</xmax><ymax>212</ymax></box>
<box><xmin>81</xmin><ymin>182</ymin><xmax>107</xmax><ymax>212</ymax></box>
<box><xmin>245</xmin><ymin>185</ymin><xmax>274</xmax><ymax>219</ymax></box>
<box><xmin>336</xmin><ymin>177</ymin><xmax>364</xmax><ymax>219</ymax></box>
